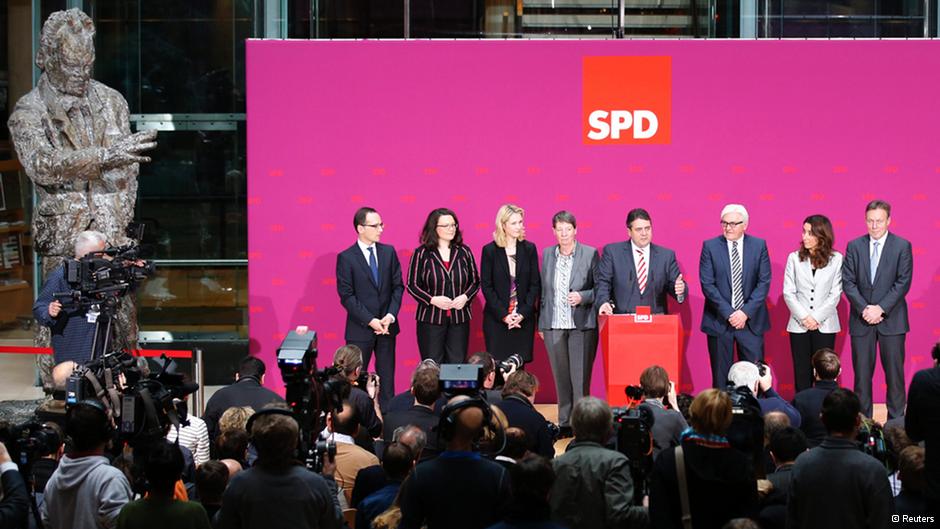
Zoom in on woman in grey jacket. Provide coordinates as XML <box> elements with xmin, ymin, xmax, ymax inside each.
<box><xmin>538</xmin><ymin>211</ymin><xmax>599</xmax><ymax>434</ymax></box>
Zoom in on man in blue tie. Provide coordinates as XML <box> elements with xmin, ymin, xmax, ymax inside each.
<box><xmin>699</xmin><ymin>204</ymin><xmax>772</xmax><ymax>388</ymax></box>
<box><xmin>336</xmin><ymin>207</ymin><xmax>404</xmax><ymax>408</ymax></box>
<box><xmin>842</xmin><ymin>199</ymin><xmax>913</xmax><ymax>419</ymax></box>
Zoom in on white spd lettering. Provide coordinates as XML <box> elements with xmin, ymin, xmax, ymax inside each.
<box><xmin>587</xmin><ymin>110</ymin><xmax>659</xmax><ymax>140</ymax></box>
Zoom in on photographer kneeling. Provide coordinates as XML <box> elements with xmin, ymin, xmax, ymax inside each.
<box><xmin>33</xmin><ymin>231</ymin><xmax>109</xmax><ymax>376</ymax></box>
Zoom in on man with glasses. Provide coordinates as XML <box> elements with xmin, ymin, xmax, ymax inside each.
<box><xmin>699</xmin><ymin>204</ymin><xmax>772</xmax><ymax>388</ymax></box>
<box><xmin>842</xmin><ymin>199</ymin><xmax>912</xmax><ymax>419</ymax></box>
<box><xmin>336</xmin><ymin>206</ymin><xmax>404</xmax><ymax>408</ymax></box>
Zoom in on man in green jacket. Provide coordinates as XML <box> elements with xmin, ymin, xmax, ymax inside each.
<box><xmin>550</xmin><ymin>396</ymin><xmax>649</xmax><ymax>529</ymax></box>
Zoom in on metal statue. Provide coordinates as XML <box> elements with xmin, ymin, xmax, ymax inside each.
<box><xmin>7</xmin><ymin>8</ymin><xmax>157</xmax><ymax>387</ymax></box>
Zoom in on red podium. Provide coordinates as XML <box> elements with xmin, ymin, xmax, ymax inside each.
<box><xmin>599</xmin><ymin>313</ymin><xmax>683</xmax><ymax>406</ymax></box>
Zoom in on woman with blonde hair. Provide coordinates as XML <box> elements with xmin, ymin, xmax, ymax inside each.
<box><xmin>217</xmin><ymin>406</ymin><xmax>254</xmax><ymax>435</ymax></box>
<box><xmin>480</xmin><ymin>204</ymin><xmax>541</xmax><ymax>362</ymax></box>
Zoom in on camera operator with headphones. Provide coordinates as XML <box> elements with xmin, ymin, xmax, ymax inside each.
<box><xmin>33</xmin><ymin>231</ymin><xmax>108</xmax><ymax>387</ymax></box>
<box><xmin>398</xmin><ymin>395</ymin><xmax>511</xmax><ymax>529</ymax></box>
<box><xmin>217</xmin><ymin>408</ymin><xmax>342</xmax><ymax>529</ymax></box>
<box><xmin>40</xmin><ymin>400</ymin><xmax>133</xmax><ymax>529</ymax></box>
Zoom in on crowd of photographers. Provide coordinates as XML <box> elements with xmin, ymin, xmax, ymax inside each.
<box><xmin>1</xmin><ymin>339</ymin><xmax>937</xmax><ymax>529</ymax></box>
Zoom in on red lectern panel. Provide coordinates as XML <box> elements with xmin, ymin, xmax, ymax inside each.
<box><xmin>599</xmin><ymin>314</ymin><xmax>683</xmax><ymax>407</ymax></box>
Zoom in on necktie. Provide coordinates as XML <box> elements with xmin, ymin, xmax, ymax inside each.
<box><xmin>368</xmin><ymin>246</ymin><xmax>379</xmax><ymax>285</ymax></box>
<box><xmin>870</xmin><ymin>241</ymin><xmax>880</xmax><ymax>285</ymax></box>
<box><xmin>731</xmin><ymin>241</ymin><xmax>743</xmax><ymax>310</ymax></box>
<box><xmin>636</xmin><ymin>249</ymin><xmax>647</xmax><ymax>295</ymax></box>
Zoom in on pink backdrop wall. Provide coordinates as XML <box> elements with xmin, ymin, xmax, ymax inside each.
<box><xmin>247</xmin><ymin>40</ymin><xmax>940</xmax><ymax>403</ymax></box>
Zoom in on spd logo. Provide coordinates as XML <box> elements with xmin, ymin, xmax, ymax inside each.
<box><xmin>582</xmin><ymin>56</ymin><xmax>671</xmax><ymax>145</ymax></box>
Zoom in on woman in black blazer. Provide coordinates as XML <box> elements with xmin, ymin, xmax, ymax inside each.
<box><xmin>406</xmin><ymin>208</ymin><xmax>480</xmax><ymax>364</ymax></box>
<box><xmin>480</xmin><ymin>204</ymin><xmax>541</xmax><ymax>362</ymax></box>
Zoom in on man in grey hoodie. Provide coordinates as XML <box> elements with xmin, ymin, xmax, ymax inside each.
<box><xmin>41</xmin><ymin>401</ymin><xmax>133</xmax><ymax>529</ymax></box>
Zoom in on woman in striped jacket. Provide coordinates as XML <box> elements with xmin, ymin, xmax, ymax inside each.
<box><xmin>406</xmin><ymin>208</ymin><xmax>480</xmax><ymax>364</ymax></box>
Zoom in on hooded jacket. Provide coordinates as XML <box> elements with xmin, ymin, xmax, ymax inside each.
<box><xmin>41</xmin><ymin>454</ymin><xmax>133</xmax><ymax>529</ymax></box>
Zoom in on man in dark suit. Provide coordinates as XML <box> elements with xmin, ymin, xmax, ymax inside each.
<box><xmin>382</xmin><ymin>364</ymin><xmax>441</xmax><ymax>460</ymax></box>
<box><xmin>905</xmin><ymin>343</ymin><xmax>940</xmax><ymax>519</ymax></box>
<box><xmin>203</xmin><ymin>356</ymin><xmax>286</xmax><ymax>442</ymax></box>
<box><xmin>336</xmin><ymin>206</ymin><xmax>404</xmax><ymax>407</ymax></box>
<box><xmin>699</xmin><ymin>204</ymin><xmax>772</xmax><ymax>388</ymax></box>
<box><xmin>498</xmin><ymin>371</ymin><xmax>555</xmax><ymax>458</ymax></box>
<box><xmin>596</xmin><ymin>208</ymin><xmax>686</xmax><ymax>316</ymax></box>
<box><xmin>792</xmin><ymin>348</ymin><xmax>841</xmax><ymax>447</ymax></box>
<box><xmin>842</xmin><ymin>199</ymin><xmax>913</xmax><ymax>420</ymax></box>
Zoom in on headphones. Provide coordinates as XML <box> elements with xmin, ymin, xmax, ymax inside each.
<box><xmin>436</xmin><ymin>397</ymin><xmax>493</xmax><ymax>442</ymax></box>
<box><xmin>245</xmin><ymin>408</ymin><xmax>296</xmax><ymax>439</ymax></box>
<box><xmin>67</xmin><ymin>399</ymin><xmax>113</xmax><ymax>446</ymax></box>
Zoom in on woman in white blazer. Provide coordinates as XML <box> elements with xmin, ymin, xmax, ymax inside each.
<box><xmin>783</xmin><ymin>214</ymin><xmax>843</xmax><ymax>392</ymax></box>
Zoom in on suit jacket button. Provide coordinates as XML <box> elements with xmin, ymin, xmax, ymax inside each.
<box><xmin>809</xmin><ymin>306</ymin><xmax>813</xmax><ymax>309</ymax></box>
<box><xmin>811</xmin><ymin>289</ymin><xmax>814</xmax><ymax>292</ymax></box>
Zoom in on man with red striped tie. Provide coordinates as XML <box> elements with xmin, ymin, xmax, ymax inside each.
<box><xmin>596</xmin><ymin>208</ymin><xmax>686</xmax><ymax>318</ymax></box>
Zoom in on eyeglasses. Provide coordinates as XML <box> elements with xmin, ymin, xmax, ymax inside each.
<box><xmin>363</xmin><ymin>223</ymin><xmax>384</xmax><ymax>229</ymax></box>
<box><xmin>436</xmin><ymin>223</ymin><xmax>458</xmax><ymax>229</ymax></box>
<box><xmin>721</xmin><ymin>221</ymin><xmax>745</xmax><ymax>228</ymax></box>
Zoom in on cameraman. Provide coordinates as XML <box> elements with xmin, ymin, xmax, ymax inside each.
<box><xmin>0</xmin><ymin>441</ymin><xmax>29</xmax><ymax>529</ymax></box>
<box><xmin>33</xmin><ymin>231</ymin><xmax>108</xmax><ymax>368</ymax></box>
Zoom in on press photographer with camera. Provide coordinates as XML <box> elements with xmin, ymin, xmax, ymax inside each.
<box><xmin>466</xmin><ymin>351</ymin><xmax>520</xmax><ymax>404</ymax></box>
<box><xmin>330</xmin><ymin>345</ymin><xmax>383</xmax><ymax>441</ymax></box>
<box><xmin>32</xmin><ymin>231</ymin><xmax>108</xmax><ymax>369</ymax></box>
<box><xmin>638</xmin><ymin>366</ymin><xmax>688</xmax><ymax>459</ymax></box>
<box><xmin>41</xmin><ymin>400</ymin><xmax>133</xmax><ymax>529</ymax></box>
<box><xmin>0</xmin><ymin>441</ymin><xmax>29</xmax><ymax>529</ymax></box>
<box><xmin>498</xmin><ymin>370</ymin><xmax>555</xmax><ymax>458</ymax></box>
<box><xmin>727</xmin><ymin>362</ymin><xmax>802</xmax><ymax>428</ymax></box>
